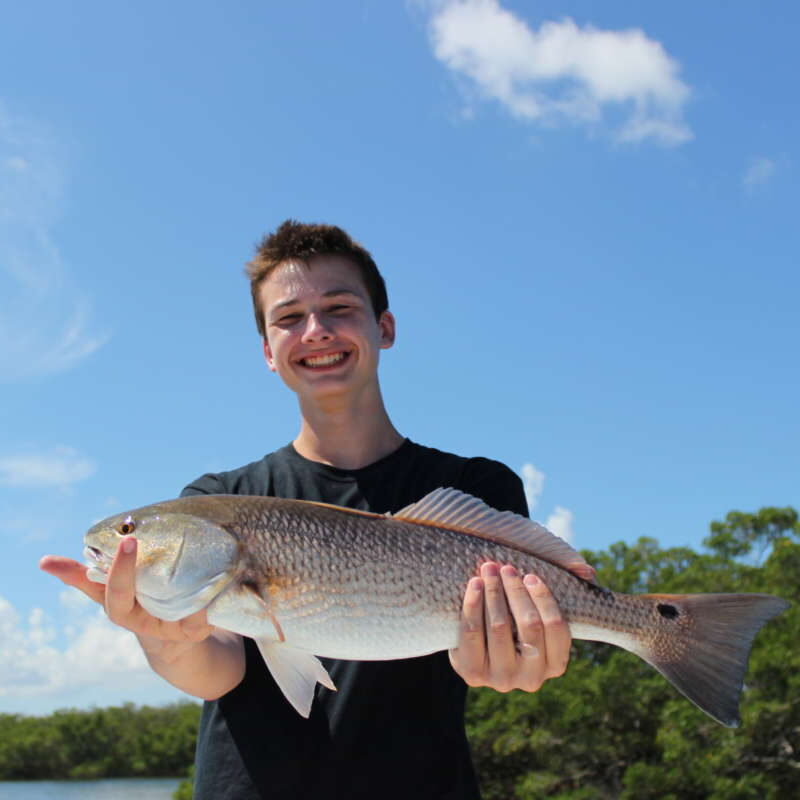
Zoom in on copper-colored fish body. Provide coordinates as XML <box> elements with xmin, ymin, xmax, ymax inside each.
<box><xmin>84</xmin><ymin>489</ymin><xmax>789</xmax><ymax>722</ymax></box>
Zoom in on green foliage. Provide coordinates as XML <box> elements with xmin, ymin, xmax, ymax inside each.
<box><xmin>0</xmin><ymin>701</ymin><xmax>200</xmax><ymax>781</ymax></box>
<box><xmin>173</xmin><ymin>764</ymin><xmax>195</xmax><ymax>800</ymax></box>
<box><xmin>467</xmin><ymin>506</ymin><xmax>799</xmax><ymax>799</ymax></box>
<box><xmin>705</xmin><ymin>507</ymin><xmax>799</xmax><ymax>561</ymax></box>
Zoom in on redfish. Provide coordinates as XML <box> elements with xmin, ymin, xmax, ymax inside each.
<box><xmin>83</xmin><ymin>488</ymin><xmax>788</xmax><ymax>722</ymax></box>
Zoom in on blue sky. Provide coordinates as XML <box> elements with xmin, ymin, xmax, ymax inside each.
<box><xmin>1</xmin><ymin>0</ymin><xmax>797</xmax><ymax>714</ymax></box>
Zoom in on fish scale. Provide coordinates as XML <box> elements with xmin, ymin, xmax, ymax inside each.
<box><xmin>84</xmin><ymin>488</ymin><xmax>789</xmax><ymax>723</ymax></box>
<box><xmin>235</xmin><ymin>502</ymin><xmax>644</xmax><ymax>653</ymax></box>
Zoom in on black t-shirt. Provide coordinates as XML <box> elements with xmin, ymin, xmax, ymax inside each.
<box><xmin>181</xmin><ymin>439</ymin><xmax>527</xmax><ymax>800</ymax></box>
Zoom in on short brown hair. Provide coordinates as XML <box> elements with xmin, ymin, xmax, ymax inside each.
<box><xmin>246</xmin><ymin>220</ymin><xmax>389</xmax><ymax>339</ymax></box>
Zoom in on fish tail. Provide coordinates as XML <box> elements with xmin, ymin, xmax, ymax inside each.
<box><xmin>638</xmin><ymin>593</ymin><xmax>789</xmax><ymax>727</ymax></box>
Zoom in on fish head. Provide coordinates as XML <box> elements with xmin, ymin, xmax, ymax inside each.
<box><xmin>83</xmin><ymin>502</ymin><xmax>239</xmax><ymax>621</ymax></box>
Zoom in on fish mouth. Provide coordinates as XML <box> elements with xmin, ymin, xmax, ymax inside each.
<box><xmin>84</xmin><ymin>545</ymin><xmax>112</xmax><ymax>573</ymax></box>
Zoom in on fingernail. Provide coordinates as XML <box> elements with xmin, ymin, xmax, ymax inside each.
<box><xmin>482</xmin><ymin>562</ymin><xmax>499</xmax><ymax>577</ymax></box>
<box><xmin>122</xmin><ymin>537</ymin><xmax>136</xmax><ymax>554</ymax></box>
<box><xmin>469</xmin><ymin>577</ymin><xmax>484</xmax><ymax>592</ymax></box>
<box><xmin>500</xmin><ymin>564</ymin><xmax>519</xmax><ymax>578</ymax></box>
<box><xmin>523</xmin><ymin>573</ymin><xmax>540</xmax><ymax>587</ymax></box>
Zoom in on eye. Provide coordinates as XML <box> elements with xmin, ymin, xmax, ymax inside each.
<box><xmin>117</xmin><ymin>517</ymin><xmax>136</xmax><ymax>535</ymax></box>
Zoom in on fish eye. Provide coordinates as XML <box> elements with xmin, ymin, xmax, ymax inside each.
<box><xmin>117</xmin><ymin>517</ymin><xmax>136</xmax><ymax>535</ymax></box>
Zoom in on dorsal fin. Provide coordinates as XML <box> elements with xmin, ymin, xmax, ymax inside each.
<box><xmin>392</xmin><ymin>487</ymin><xmax>591</xmax><ymax>576</ymax></box>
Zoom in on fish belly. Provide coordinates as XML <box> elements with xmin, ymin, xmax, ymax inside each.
<box><xmin>276</xmin><ymin>598</ymin><xmax>461</xmax><ymax>660</ymax></box>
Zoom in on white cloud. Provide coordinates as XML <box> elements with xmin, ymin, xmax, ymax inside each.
<box><xmin>743</xmin><ymin>156</ymin><xmax>776</xmax><ymax>190</ymax></box>
<box><xmin>59</xmin><ymin>588</ymin><xmax>92</xmax><ymax>612</ymax></box>
<box><xmin>0</xmin><ymin>103</ymin><xmax>108</xmax><ymax>382</ymax></box>
<box><xmin>545</xmin><ymin>505</ymin><xmax>575</xmax><ymax>544</ymax></box>
<box><xmin>427</xmin><ymin>0</ymin><xmax>692</xmax><ymax>145</ymax></box>
<box><xmin>520</xmin><ymin>462</ymin><xmax>545</xmax><ymax>511</ymax></box>
<box><xmin>0</xmin><ymin>593</ymin><xmax>174</xmax><ymax>707</ymax></box>
<box><xmin>0</xmin><ymin>446</ymin><xmax>95</xmax><ymax>489</ymax></box>
<box><xmin>519</xmin><ymin>461</ymin><xmax>576</xmax><ymax>542</ymax></box>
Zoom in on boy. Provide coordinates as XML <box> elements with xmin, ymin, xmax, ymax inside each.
<box><xmin>42</xmin><ymin>221</ymin><xmax>585</xmax><ymax>799</ymax></box>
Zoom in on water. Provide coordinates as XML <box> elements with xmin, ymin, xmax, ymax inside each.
<box><xmin>0</xmin><ymin>777</ymin><xmax>181</xmax><ymax>799</ymax></box>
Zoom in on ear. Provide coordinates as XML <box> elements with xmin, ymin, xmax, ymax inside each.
<box><xmin>378</xmin><ymin>310</ymin><xmax>396</xmax><ymax>350</ymax></box>
<box><xmin>262</xmin><ymin>338</ymin><xmax>277</xmax><ymax>372</ymax></box>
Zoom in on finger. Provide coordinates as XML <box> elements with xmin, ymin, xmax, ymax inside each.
<box><xmin>39</xmin><ymin>556</ymin><xmax>106</xmax><ymax>605</ymax></box>
<box><xmin>568</xmin><ymin>562</ymin><xmax>597</xmax><ymax>584</ymax></box>
<box><xmin>105</xmin><ymin>537</ymin><xmax>139</xmax><ymax>624</ymax></box>
<box><xmin>499</xmin><ymin>565</ymin><xmax>546</xmax><ymax>691</ymax></box>
<box><xmin>449</xmin><ymin>577</ymin><xmax>487</xmax><ymax>686</ymax></box>
<box><xmin>523</xmin><ymin>574</ymin><xmax>571</xmax><ymax>679</ymax></box>
<box><xmin>481</xmin><ymin>562</ymin><xmax>517</xmax><ymax>691</ymax></box>
<box><xmin>500</xmin><ymin>565</ymin><xmax>543</xmax><ymax>655</ymax></box>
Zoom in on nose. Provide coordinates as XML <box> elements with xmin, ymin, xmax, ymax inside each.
<box><xmin>301</xmin><ymin>311</ymin><xmax>333</xmax><ymax>343</ymax></box>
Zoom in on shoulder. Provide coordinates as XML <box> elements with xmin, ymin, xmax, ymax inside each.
<box><xmin>180</xmin><ymin>446</ymin><xmax>292</xmax><ymax>497</ymax></box>
<box><xmin>406</xmin><ymin>441</ymin><xmax>528</xmax><ymax>517</ymax></box>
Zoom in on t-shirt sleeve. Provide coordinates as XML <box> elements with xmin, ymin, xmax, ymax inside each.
<box><xmin>179</xmin><ymin>455</ymin><xmax>273</xmax><ymax>498</ymax></box>
<box><xmin>459</xmin><ymin>457</ymin><xmax>529</xmax><ymax>518</ymax></box>
<box><xmin>180</xmin><ymin>473</ymin><xmax>227</xmax><ymax>497</ymax></box>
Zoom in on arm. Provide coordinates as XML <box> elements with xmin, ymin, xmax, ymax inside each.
<box><xmin>40</xmin><ymin>536</ymin><xmax>245</xmax><ymax>699</ymax></box>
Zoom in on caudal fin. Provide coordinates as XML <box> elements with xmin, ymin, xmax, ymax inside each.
<box><xmin>640</xmin><ymin>593</ymin><xmax>789</xmax><ymax>727</ymax></box>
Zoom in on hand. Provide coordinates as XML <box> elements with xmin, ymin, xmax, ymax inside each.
<box><xmin>449</xmin><ymin>562</ymin><xmax>572</xmax><ymax>693</ymax></box>
<box><xmin>40</xmin><ymin>537</ymin><xmax>214</xmax><ymax>657</ymax></box>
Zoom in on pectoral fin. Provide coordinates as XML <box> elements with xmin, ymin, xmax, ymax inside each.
<box><xmin>206</xmin><ymin>583</ymin><xmax>337</xmax><ymax>717</ymax></box>
<box><xmin>255</xmin><ymin>639</ymin><xmax>337</xmax><ymax>718</ymax></box>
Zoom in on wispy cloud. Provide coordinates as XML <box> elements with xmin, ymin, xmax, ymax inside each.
<box><xmin>545</xmin><ymin>506</ymin><xmax>575</xmax><ymax>544</ymax></box>
<box><xmin>4</xmin><ymin>155</ymin><xmax>28</xmax><ymax>171</ymax></box>
<box><xmin>426</xmin><ymin>0</ymin><xmax>692</xmax><ymax>146</ymax></box>
<box><xmin>0</xmin><ymin>103</ymin><xmax>108</xmax><ymax>382</ymax></box>
<box><xmin>0</xmin><ymin>446</ymin><xmax>95</xmax><ymax>489</ymax></box>
<box><xmin>742</xmin><ymin>156</ymin><xmax>776</xmax><ymax>191</ymax></box>
<box><xmin>519</xmin><ymin>462</ymin><xmax>575</xmax><ymax>543</ymax></box>
<box><xmin>520</xmin><ymin>462</ymin><xmax>545</xmax><ymax>511</ymax></box>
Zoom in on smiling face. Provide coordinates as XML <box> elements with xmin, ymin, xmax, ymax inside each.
<box><xmin>260</xmin><ymin>255</ymin><xmax>395</xmax><ymax>405</ymax></box>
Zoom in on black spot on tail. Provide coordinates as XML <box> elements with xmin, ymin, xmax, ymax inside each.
<box><xmin>658</xmin><ymin>603</ymin><xmax>679</xmax><ymax>619</ymax></box>
<box><xmin>643</xmin><ymin>593</ymin><xmax>789</xmax><ymax>726</ymax></box>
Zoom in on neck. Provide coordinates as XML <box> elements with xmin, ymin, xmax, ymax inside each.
<box><xmin>293</xmin><ymin>388</ymin><xmax>404</xmax><ymax>470</ymax></box>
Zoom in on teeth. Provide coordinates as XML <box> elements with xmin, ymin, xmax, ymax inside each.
<box><xmin>303</xmin><ymin>352</ymin><xmax>345</xmax><ymax>367</ymax></box>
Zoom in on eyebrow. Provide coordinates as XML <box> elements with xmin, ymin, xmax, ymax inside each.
<box><xmin>269</xmin><ymin>288</ymin><xmax>363</xmax><ymax>313</ymax></box>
